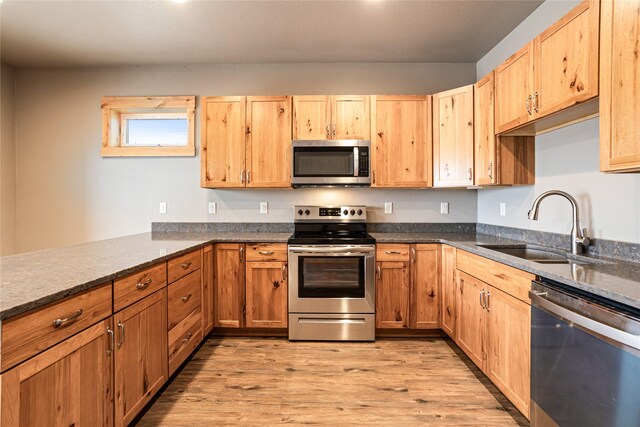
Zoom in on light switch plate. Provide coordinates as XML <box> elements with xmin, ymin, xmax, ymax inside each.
<box><xmin>208</xmin><ymin>202</ymin><xmax>217</xmax><ymax>214</ymax></box>
<box><xmin>159</xmin><ymin>202</ymin><xmax>167</xmax><ymax>214</ymax></box>
<box><xmin>384</xmin><ymin>202</ymin><xmax>393</xmax><ymax>214</ymax></box>
<box><xmin>260</xmin><ymin>202</ymin><xmax>268</xmax><ymax>214</ymax></box>
<box><xmin>440</xmin><ymin>202</ymin><xmax>449</xmax><ymax>214</ymax></box>
<box><xmin>500</xmin><ymin>202</ymin><xmax>506</xmax><ymax>216</ymax></box>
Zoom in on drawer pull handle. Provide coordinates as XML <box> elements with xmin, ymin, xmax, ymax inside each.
<box><xmin>117</xmin><ymin>321</ymin><xmax>125</xmax><ymax>348</ymax></box>
<box><xmin>181</xmin><ymin>261</ymin><xmax>192</xmax><ymax>270</ymax></box>
<box><xmin>182</xmin><ymin>293</ymin><xmax>192</xmax><ymax>303</ymax></box>
<box><xmin>106</xmin><ymin>327</ymin><xmax>114</xmax><ymax>356</ymax></box>
<box><xmin>258</xmin><ymin>250</ymin><xmax>274</xmax><ymax>255</ymax></box>
<box><xmin>385</xmin><ymin>251</ymin><xmax>402</xmax><ymax>255</ymax></box>
<box><xmin>282</xmin><ymin>264</ymin><xmax>287</xmax><ymax>281</ymax></box>
<box><xmin>182</xmin><ymin>332</ymin><xmax>193</xmax><ymax>343</ymax></box>
<box><xmin>136</xmin><ymin>278</ymin><xmax>152</xmax><ymax>290</ymax></box>
<box><xmin>52</xmin><ymin>309</ymin><xmax>83</xmax><ymax>328</ymax></box>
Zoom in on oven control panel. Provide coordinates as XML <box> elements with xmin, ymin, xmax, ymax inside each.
<box><xmin>294</xmin><ymin>205</ymin><xmax>367</xmax><ymax>222</ymax></box>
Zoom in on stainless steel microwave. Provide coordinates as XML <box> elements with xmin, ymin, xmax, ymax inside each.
<box><xmin>291</xmin><ymin>140</ymin><xmax>371</xmax><ymax>187</ymax></box>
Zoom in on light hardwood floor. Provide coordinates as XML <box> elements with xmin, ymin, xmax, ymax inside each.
<box><xmin>135</xmin><ymin>337</ymin><xmax>528</xmax><ymax>426</ymax></box>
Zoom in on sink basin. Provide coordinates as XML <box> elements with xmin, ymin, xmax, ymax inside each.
<box><xmin>478</xmin><ymin>245</ymin><xmax>571</xmax><ymax>264</ymax></box>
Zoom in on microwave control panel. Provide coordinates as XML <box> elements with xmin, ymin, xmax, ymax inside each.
<box><xmin>358</xmin><ymin>148</ymin><xmax>369</xmax><ymax>177</ymax></box>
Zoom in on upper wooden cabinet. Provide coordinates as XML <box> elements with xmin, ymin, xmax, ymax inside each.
<box><xmin>293</xmin><ymin>95</ymin><xmax>370</xmax><ymax>140</ymax></box>
<box><xmin>371</xmin><ymin>95</ymin><xmax>432</xmax><ymax>188</ymax></box>
<box><xmin>495</xmin><ymin>0</ymin><xmax>600</xmax><ymax>135</ymax></box>
<box><xmin>600</xmin><ymin>0</ymin><xmax>640</xmax><ymax>172</ymax></box>
<box><xmin>474</xmin><ymin>72</ymin><xmax>535</xmax><ymax>187</ymax></box>
<box><xmin>433</xmin><ymin>84</ymin><xmax>475</xmax><ymax>187</ymax></box>
<box><xmin>201</xmin><ymin>96</ymin><xmax>291</xmax><ymax>188</ymax></box>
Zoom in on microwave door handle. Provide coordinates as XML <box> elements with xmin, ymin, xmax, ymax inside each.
<box><xmin>353</xmin><ymin>147</ymin><xmax>359</xmax><ymax>177</ymax></box>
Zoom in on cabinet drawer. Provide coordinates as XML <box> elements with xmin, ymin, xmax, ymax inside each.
<box><xmin>168</xmin><ymin>270</ymin><xmax>202</xmax><ymax>330</ymax></box>
<box><xmin>376</xmin><ymin>244</ymin><xmax>410</xmax><ymax>261</ymax></box>
<box><xmin>114</xmin><ymin>263</ymin><xmax>167</xmax><ymax>312</ymax></box>
<box><xmin>456</xmin><ymin>250</ymin><xmax>534</xmax><ymax>303</ymax></box>
<box><xmin>1</xmin><ymin>283</ymin><xmax>112</xmax><ymax>372</ymax></box>
<box><xmin>246</xmin><ymin>243</ymin><xmax>288</xmax><ymax>262</ymax></box>
<box><xmin>168</xmin><ymin>309</ymin><xmax>202</xmax><ymax>375</ymax></box>
<box><xmin>168</xmin><ymin>249</ymin><xmax>202</xmax><ymax>283</ymax></box>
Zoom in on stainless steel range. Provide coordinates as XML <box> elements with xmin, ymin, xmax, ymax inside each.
<box><xmin>288</xmin><ymin>205</ymin><xmax>375</xmax><ymax>341</ymax></box>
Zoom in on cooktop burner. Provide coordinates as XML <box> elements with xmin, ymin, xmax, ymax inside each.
<box><xmin>288</xmin><ymin>205</ymin><xmax>375</xmax><ymax>245</ymax></box>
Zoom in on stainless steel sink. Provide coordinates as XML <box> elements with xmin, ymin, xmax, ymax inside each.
<box><xmin>478</xmin><ymin>245</ymin><xmax>571</xmax><ymax>264</ymax></box>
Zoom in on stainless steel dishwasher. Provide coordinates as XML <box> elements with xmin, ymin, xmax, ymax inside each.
<box><xmin>530</xmin><ymin>279</ymin><xmax>640</xmax><ymax>427</ymax></box>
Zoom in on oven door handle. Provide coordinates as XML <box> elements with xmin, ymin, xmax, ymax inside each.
<box><xmin>288</xmin><ymin>247</ymin><xmax>375</xmax><ymax>255</ymax></box>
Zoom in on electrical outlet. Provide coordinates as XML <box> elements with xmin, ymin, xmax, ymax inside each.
<box><xmin>440</xmin><ymin>202</ymin><xmax>449</xmax><ymax>214</ymax></box>
<box><xmin>260</xmin><ymin>202</ymin><xmax>268</xmax><ymax>214</ymax></box>
<box><xmin>159</xmin><ymin>202</ymin><xmax>167</xmax><ymax>214</ymax></box>
<box><xmin>384</xmin><ymin>202</ymin><xmax>393</xmax><ymax>214</ymax></box>
<box><xmin>208</xmin><ymin>202</ymin><xmax>217</xmax><ymax>214</ymax></box>
<box><xmin>500</xmin><ymin>202</ymin><xmax>506</xmax><ymax>216</ymax></box>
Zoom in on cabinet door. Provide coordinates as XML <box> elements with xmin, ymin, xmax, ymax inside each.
<box><xmin>534</xmin><ymin>0</ymin><xmax>599</xmax><ymax>118</ymax></box>
<box><xmin>293</xmin><ymin>96</ymin><xmax>330</xmax><ymax>140</ymax></box>
<box><xmin>600</xmin><ymin>0</ymin><xmax>640</xmax><ymax>172</ymax></box>
<box><xmin>474</xmin><ymin>72</ymin><xmax>498</xmax><ymax>186</ymax></box>
<box><xmin>371</xmin><ymin>95</ymin><xmax>432</xmax><ymax>187</ymax></box>
<box><xmin>214</xmin><ymin>243</ymin><xmax>246</xmax><ymax>328</ymax></box>
<box><xmin>456</xmin><ymin>271</ymin><xmax>487</xmax><ymax>370</ymax></box>
<box><xmin>410</xmin><ymin>244</ymin><xmax>439</xmax><ymax>329</ymax></box>
<box><xmin>246</xmin><ymin>96</ymin><xmax>292</xmax><ymax>188</ymax></box>
<box><xmin>201</xmin><ymin>96</ymin><xmax>246</xmax><ymax>188</ymax></box>
<box><xmin>375</xmin><ymin>261</ymin><xmax>410</xmax><ymax>329</ymax></box>
<box><xmin>0</xmin><ymin>320</ymin><xmax>113</xmax><ymax>427</ymax></box>
<box><xmin>495</xmin><ymin>42</ymin><xmax>535</xmax><ymax>133</ymax></box>
<box><xmin>245</xmin><ymin>261</ymin><xmax>288</xmax><ymax>328</ymax></box>
<box><xmin>202</xmin><ymin>245</ymin><xmax>214</xmax><ymax>335</ymax></box>
<box><xmin>440</xmin><ymin>245</ymin><xmax>457</xmax><ymax>339</ymax></box>
<box><xmin>332</xmin><ymin>95</ymin><xmax>370</xmax><ymax>139</ymax></box>
<box><xmin>486</xmin><ymin>286</ymin><xmax>531</xmax><ymax>419</ymax></box>
<box><xmin>433</xmin><ymin>85</ymin><xmax>475</xmax><ymax>187</ymax></box>
<box><xmin>114</xmin><ymin>289</ymin><xmax>168</xmax><ymax>427</ymax></box>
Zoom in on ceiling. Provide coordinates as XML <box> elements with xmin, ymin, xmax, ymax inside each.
<box><xmin>0</xmin><ymin>0</ymin><xmax>543</xmax><ymax>67</ymax></box>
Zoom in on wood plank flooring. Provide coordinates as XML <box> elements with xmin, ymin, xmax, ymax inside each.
<box><xmin>135</xmin><ymin>337</ymin><xmax>528</xmax><ymax>426</ymax></box>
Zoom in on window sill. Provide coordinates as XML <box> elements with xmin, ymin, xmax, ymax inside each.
<box><xmin>100</xmin><ymin>146</ymin><xmax>195</xmax><ymax>157</ymax></box>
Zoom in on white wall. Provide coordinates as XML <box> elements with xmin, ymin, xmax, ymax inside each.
<box><xmin>476</xmin><ymin>0</ymin><xmax>640</xmax><ymax>244</ymax></box>
<box><xmin>1</xmin><ymin>62</ymin><xmax>17</xmax><ymax>255</ymax></box>
<box><xmin>14</xmin><ymin>63</ymin><xmax>478</xmax><ymax>253</ymax></box>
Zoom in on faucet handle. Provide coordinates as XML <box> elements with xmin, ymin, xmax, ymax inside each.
<box><xmin>575</xmin><ymin>228</ymin><xmax>590</xmax><ymax>247</ymax></box>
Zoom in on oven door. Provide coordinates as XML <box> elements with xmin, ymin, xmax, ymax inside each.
<box><xmin>291</xmin><ymin>140</ymin><xmax>370</xmax><ymax>186</ymax></box>
<box><xmin>288</xmin><ymin>245</ymin><xmax>375</xmax><ymax>314</ymax></box>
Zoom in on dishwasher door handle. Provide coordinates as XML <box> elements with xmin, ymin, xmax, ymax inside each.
<box><xmin>530</xmin><ymin>290</ymin><xmax>640</xmax><ymax>352</ymax></box>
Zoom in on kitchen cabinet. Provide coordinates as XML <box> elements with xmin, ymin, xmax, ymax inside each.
<box><xmin>495</xmin><ymin>0</ymin><xmax>599</xmax><ymax>135</ymax></box>
<box><xmin>375</xmin><ymin>244</ymin><xmax>411</xmax><ymax>329</ymax></box>
<box><xmin>0</xmin><ymin>319</ymin><xmax>113</xmax><ymax>427</ymax></box>
<box><xmin>214</xmin><ymin>243</ymin><xmax>246</xmax><ymax>328</ymax></box>
<box><xmin>114</xmin><ymin>289</ymin><xmax>168</xmax><ymax>427</ymax></box>
<box><xmin>600</xmin><ymin>0</ymin><xmax>640</xmax><ymax>172</ymax></box>
<box><xmin>202</xmin><ymin>244</ymin><xmax>214</xmax><ymax>335</ymax></box>
<box><xmin>410</xmin><ymin>244</ymin><xmax>439</xmax><ymax>329</ymax></box>
<box><xmin>455</xmin><ymin>271</ymin><xmax>487</xmax><ymax>368</ymax></box>
<box><xmin>433</xmin><ymin>85</ymin><xmax>475</xmax><ymax>187</ymax></box>
<box><xmin>201</xmin><ymin>96</ymin><xmax>291</xmax><ymax>188</ymax></box>
<box><xmin>370</xmin><ymin>95</ymin><xmax>432</xmax><ymax>188</ymax></box>
<box><xmin>474</xmin><ymin>72</ymin><xmax>536</xmax><ymax>186</ymax></box>
<box><xmin>293</xmin><ymin>95</ymin><xmax>370</xmax><ymax>140</ymax></box>
<box><xmin>245</xmin><ymin>261</ymin><xmax>288</xmax><ymax>328</ymax></box>
<box><xmin>440</xmin><ymin>245</ymin><xmax>457</xmax><ymax>339</ymax></box>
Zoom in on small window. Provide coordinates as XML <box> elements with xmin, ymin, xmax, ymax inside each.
<box><xmin>101</xmin><ymin>96</ymin><xmax>195</xmax><ymax>157</ymax></box>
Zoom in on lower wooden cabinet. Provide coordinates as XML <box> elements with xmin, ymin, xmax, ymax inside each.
<box><xmin>410</xmin><ymin>244</ymin><xmax>440</xmax><ymax>329</ymax></box>
<box><xmin>0</xmin><ymin>319</ymin><xmax>114</xmax><ymax>427</ymax></box>
<box><xmin>375</xmin><ymin>260</ymin><xmax>410</xmax><ymax>329</ymax></box>
<box><xmin>202</xmin><ymin>244</ymin><xmax>214</xmax><ymax>335</ymax></box>
<box><xmin>114</xmin><ymin>289</ymin><xmax>168</xmax><ymax>427</ymax></box>
<box><xmin>214</xmin><ymin>243</ymin><xmax>246</xmax><ymax>328</ymax></box>
<box><xmin>245</xmin><ymin>261</ymin><xmax>288</xmax><ymax>328</ymax></box>
<box><xmin>456</xmin><ymin>271</ymin><xmax>488</xmax><ymax>368</ymax></box>
<box><xmin>440</xmin><ymin>245</ymin><xmax>457</xmax><ymax>338</ymax></box>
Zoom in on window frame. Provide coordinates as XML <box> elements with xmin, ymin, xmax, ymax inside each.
<box><xmin>101</xmin><ymin>96</ymin><xmax>196</xmax><ymax>157</ymax></box>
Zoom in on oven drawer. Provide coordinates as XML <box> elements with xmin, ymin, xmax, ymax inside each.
<box><xmin>376</xmin><ymin>244</ymin><xmax>410</xmax><ymax>261</ymax></box>
<box><xmin>288</xmin><ymin>313</ymin><xmax>375</xmax><ymax>341</ymax></box>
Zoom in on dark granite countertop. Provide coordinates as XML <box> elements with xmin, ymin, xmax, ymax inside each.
<box><xmin>0</xmin><ymin>231</ymin><xmax>291</xmax><ymax>320</ymax></box>
<box><xmin>2</xmin><ymin>230</ymin><xmax>639</xmax><ymax>321</ymax></box>
<box><xmin>372</xmin><ymin>232</ymin><xmax>640</xmax><ymax>311</ymax></box>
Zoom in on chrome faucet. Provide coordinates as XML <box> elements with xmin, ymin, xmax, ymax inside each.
<box><xmin>528</xmin><ymin>190</ymin><xmax>590</xmax><ymax>255</ymax></box>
